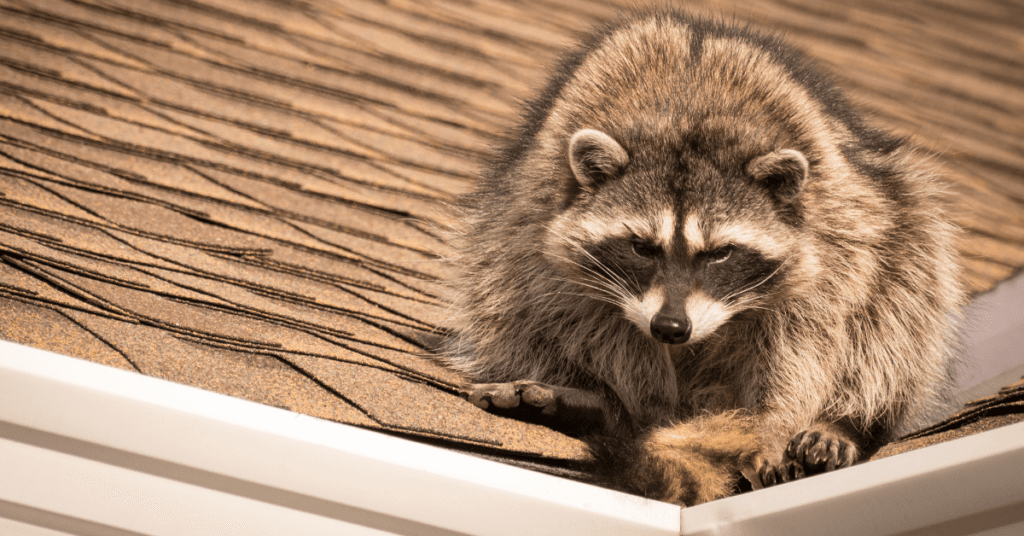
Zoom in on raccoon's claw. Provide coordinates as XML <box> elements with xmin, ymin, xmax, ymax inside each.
<box><xmin>757</xmin><ymin>459</ymin><xmax>804</xmax><ymax>487</ymax></box>
<box><xmin>739</xmin><ymin>462</ymin><xmax>764</xmax><ymax>491</ymax></box>
<box><xmin>756</xmin><ymin>426</ymin><xmax>858</xmax><ymax>487</ymax></box>
<box><xmin>786</xmin><ymin>428</ymin><xmax>857</xmax><ymax>474</ymax></box>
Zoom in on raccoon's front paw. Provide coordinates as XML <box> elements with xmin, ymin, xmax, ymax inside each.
<box><xmin>786</xmin><ymin>427</ymin><xmax>858</xmax><ymax>474</ymax></box>
<box><xmin>461</xmin><ymin>381</ymin><xmax>610</xmax><ymax>435</ymax></box>
<box><xmin>758</xmin><ymin>425</ymin><xmax>860</xmax><ymax>487</ymax></box>
<box><xmin>461</xmin><ymin>381</ymin><xmax>557</xmax><ymax>415</ymax></box>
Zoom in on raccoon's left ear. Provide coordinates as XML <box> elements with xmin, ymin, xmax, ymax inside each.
<box><xmin>569</xmin><ymin>129</ymin><xmax>629</xmax><ymax>188</ymax></box>
<box><xmin>746</xmin><ymin>149</ymin><xmax>809</xmax><ymax>202</ymax></box>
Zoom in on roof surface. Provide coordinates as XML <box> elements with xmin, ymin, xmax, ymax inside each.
<box><xmin>1</xmin><ymin>0</ymin><xmax>1023</xmax><ymax>479</ymax></box>
<box><xmin>872</xmin><ymin>376</ymin><xmax>1024</xmax><ymax>461</ymax></box>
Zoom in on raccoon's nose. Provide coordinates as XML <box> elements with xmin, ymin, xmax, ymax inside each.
<box><xmin>650</xmin><ymin>314</ymin><xmax>691</xmax><ymax>345</ymax></box>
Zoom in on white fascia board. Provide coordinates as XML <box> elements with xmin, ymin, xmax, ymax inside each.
<box><xmin>0</xmin><ymin>340</ymin><xmax>681</xmax><ymax>536</ymax></box>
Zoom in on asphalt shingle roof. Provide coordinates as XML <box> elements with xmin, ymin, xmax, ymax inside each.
<box><xmin>1</xmin><ymin>0</ymin><xmax>1023</xmax><ymax>481</ymax></box>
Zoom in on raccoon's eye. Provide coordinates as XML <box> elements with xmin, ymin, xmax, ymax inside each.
<box><xmin>706</xmin><ymin>245</ymin><xmax>734</xmax><ymax>265</ymax></box>
<box><xmin>631</xmin><ymin>239</ymin><xmax>661</xmax><ymax>259</ymax></box>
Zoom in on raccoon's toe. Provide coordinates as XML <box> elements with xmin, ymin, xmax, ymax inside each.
<box><xmin>462</xmin><ymin>381</ymin><xmax>608</xmax><ymax>435</ymax></box>
<box><xmin>786</xmin><ymin>428</ymin><xmax>858</xmax><ymax>474</ymax></box>
<box><xmin>512</xmin><ymin>380</ymin><xmax>557</xmax><ymax>414</ymax></box>
<box><xmin>460</xmin><ymin>382</ymin><xmax>521</xmax><ymax>410</ymax></box>
<box><xmin>757</xmin><ymin>459</ymin><xmax>804</xmax><ymax>487</ymax></box>
<box><xmin>460</xmin><ymin>381</ymin><xmax>558</xmax><ymax>412</ymax></box>
<box><xmin>759</xmin><ymin>427</ymin><xmax>859</xmax><ymax>488</ymax></box>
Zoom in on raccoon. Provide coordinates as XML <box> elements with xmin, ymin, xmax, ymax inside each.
<box><xmin>444</xmin><ymin>11</ymin><xmax>963</xmax><ymax>505</ymax></box>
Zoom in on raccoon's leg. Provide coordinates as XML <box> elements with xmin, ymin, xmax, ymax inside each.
<box><xmin>461</xmin><ymin>380</ymin><xmax>609</xmax><ymax>435</ymax></box>
<box><xmin>758</xmin><ymin>420</ymin><xmax>862</xmax><ymax>486</ymax></box>
<box><xmin>625</xmin><ymin>412</ymin><xmax>762</xmax><ymax>506</ymax></box>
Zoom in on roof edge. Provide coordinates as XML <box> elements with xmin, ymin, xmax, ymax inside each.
<box><xmin>3</xmin><ymin>336</ymin><xmax>1022</xmax><ymax>536</ymax></box>
<box><xmin>0</xmin><ymin>340</ymin><xmax>680</xmax><ymax>536</ymax></box>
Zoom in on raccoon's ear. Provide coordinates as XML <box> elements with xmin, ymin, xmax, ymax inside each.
<box><xmin>746</xmin><ymin>149</ymin><xmax>809</xmax><ymax>202</ymax></box>
<box><xmin>569</xmin><ymin>129</ymin><xmax>629</xmax><ymax>188</ymax></box>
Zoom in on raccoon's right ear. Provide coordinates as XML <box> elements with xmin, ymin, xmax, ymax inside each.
<box><xmin>569</xmin><ymin>129</ymin><xmax>629</xmax><ymax>188</ymax></box>
<box><xmin>746</xmin><ymin>149</ymin><xmax>809</xmax><ymax>202</ymax></box>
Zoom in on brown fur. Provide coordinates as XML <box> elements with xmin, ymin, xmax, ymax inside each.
<box><xmin>444</xmin><ymin>12</ymin><xmax>964</xmax><ymax>505</ymax></box>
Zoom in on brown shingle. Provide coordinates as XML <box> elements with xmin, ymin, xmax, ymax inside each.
<box><xmin>0</xmin><ymin>295</ymin><xmax>135</xmax><ymax>371</ymax></box>
<box><xmin>873</xmin><ymin>378</ymin><xmax>1024</xmax><ymax>460</ymax></box>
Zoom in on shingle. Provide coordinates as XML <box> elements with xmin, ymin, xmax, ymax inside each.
<box><xmin>872</xmin><ymin>378</ymin><xmax>1024</xmax><ymax>460</ymax></box>
<box><xmin>0</xmin><ymin>254</ymin><xmax>126</xmax><ymax>319</ymax></box>
<box><xmin>287</xmin><ymin>353</ymin><xmax>589</xmax><ymax>459</ymax></box>
<box><xmin>63</xmin><ymin>307</ymin><xmax>377</xmax><ymax>427</ymax></box>
<box><xmin>0</xmin><ymin>295</ymin><xmax>135</xmax><ymax>372</ymax></box>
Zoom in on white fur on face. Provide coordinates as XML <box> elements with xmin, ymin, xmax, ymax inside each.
<box><xmin>657</xmin><ymin>207</ymin><xmax>675</xmax><ymax>253</ymax></box>
<box><xmin>683</xmin><ymin>213</ymin><xmax>705</xmax><ymax>255</ymax></box>
<box><xmin>570</xmin><ymin>208</ymin><xmax>676</xmax><ymax>249</ymax></box>
<box><xmin>685</xmin><ymin>213</ymin><xmax>785</xmax><ymax>260</ymax></box>
<box><xmin>623</xmin><ymin>284</ymin><xmax>664</xmax><ymax>336</ymax></box>
<box><xmin>543</xmin><ymin>211</ymin><xmax>632</xmax><ymax>262</ymax></box>
<box><xmin>577</xmin><ymin>213</ymin><xmax>631</xmax><ymax>242</ymax></box>
<box><xmin>685</xmin><ymin>289</ymin><xmax>734</xmax><ymax>343</ymax></box>
<box><xmin>709</xmin><ymin>221</ymin><xmax>785</xmax><ymax>258</ymax></box>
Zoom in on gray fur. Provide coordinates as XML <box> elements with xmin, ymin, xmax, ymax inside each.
<box><xmin>443</xmin><ymin>12</ymin><xmax>964</xmax><ymax>504</ymax></box>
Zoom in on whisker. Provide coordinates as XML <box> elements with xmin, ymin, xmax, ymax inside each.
<box><xmin>722</xmin><ymin>258</ymin><xmax>790</xmax><ymax>303</ymax></box>
<box><xmin>533</xmin><ymin>265</ymin><xmax>630</xmax><ymax>304</ymax></box>
<box><xmin>543</xmin><ymin>249</ymin><xmax>635</xmax><ymax>304</ymax></box>
<box><xmin>542</xmin><ymin>257</ymin><xmax>625</xmax><ymax>294</ymax></box>
<box><xmin>544</xmin><ymin>279</ymin><xmax>625</xmax><ymax>306</ymax></box>
<box><xmin>543</xmin><ymin>225</ymin><xmax>637</xmax><ymax>295</ymax></box>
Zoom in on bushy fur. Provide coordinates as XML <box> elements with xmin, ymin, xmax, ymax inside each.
<box><xmin>444</xmin><ymin>11</ymin><xmax>963</xmax><ymax>505</ymax></box>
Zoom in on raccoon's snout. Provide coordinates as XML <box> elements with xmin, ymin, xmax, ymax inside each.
<box><xmin>650</xmin><ymin>313</ymin><xmax>691</xmax><ymax>345</ymax></box>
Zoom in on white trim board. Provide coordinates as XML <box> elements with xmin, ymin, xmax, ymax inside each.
<box><xmin>2</xmin><ymin>338</ymin><xmax>1023</xmax><ymax>536</ymax></box>
<box><xmin>0</xmin><ymin>341</ymin><xmax>679</xmax><ymax>536</ymax></box>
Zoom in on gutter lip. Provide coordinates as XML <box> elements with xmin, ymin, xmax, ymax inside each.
<box><xmin>0</xmin><ymin>339</ymin><xmax>681</xmax><ymax>536</ymax></box>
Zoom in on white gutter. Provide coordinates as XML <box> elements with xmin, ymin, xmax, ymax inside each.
<box><xmin>681</xmin><ymin>421</ymin><xmax>1024</xmax><ymax>535</ymax></box>
<box><xmin>2</xmin><ymin>337</ymin><xmax>1023</xmax><ymax>536</ymax></box>
<box><xmin>0</xmin><ymin>340</ymin><xmax>680</xmax><ymax>536</ymax></box>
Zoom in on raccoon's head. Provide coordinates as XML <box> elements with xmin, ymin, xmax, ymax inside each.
<box><xmin>545</xmin><ymin>127</ymin><xmax>819</xmax><ymax>345</ymax></box>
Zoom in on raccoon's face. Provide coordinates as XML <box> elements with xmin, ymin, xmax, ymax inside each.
<box><xmin>545</xmin><ymin>128</ymin><xmax>813</xmax><ymax>345</ymax></box>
